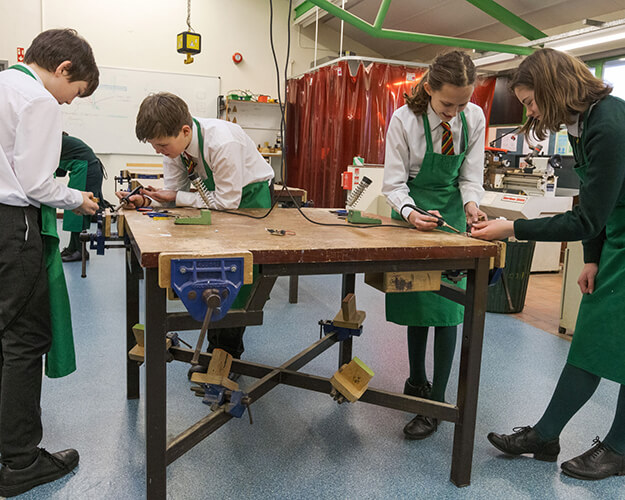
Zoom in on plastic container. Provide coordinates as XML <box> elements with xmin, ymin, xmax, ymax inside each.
<box><xmin>487</xmin><ymin>240</ymin><xmax>536</xmax><ymax>313</ymax></box>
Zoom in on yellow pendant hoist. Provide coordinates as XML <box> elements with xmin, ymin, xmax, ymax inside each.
<box><xmin>177</xmin><ymin>0</ymin><xmax>201</xmax><ymax>64</ymax></box>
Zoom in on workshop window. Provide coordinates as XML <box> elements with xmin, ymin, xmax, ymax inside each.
<box><xmin>603</xmin><ymin>58</ymin><xmax>625</xmax><ymax>100</ymax></box>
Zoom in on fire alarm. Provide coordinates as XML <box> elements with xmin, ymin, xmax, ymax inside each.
<box><xmin>232</xmin><ymin>52</ymin><xmax>243</xmax><ymax>64</ymax></box>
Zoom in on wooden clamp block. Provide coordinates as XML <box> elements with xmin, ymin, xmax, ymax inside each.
<box><xmin>190</xmin><ymin>348</ymin><xmax>239</xmax><ymax>391</ymax></box>
<box><xmin>333</xmin><ymin>293</ymin><xmax>366</xmax><ymax>329</ymax></box>
<box><xmin>103</xmin><ymin>208</ymin><xmax>112</xmax><ymax>238</ymax></box>
<box><xmin>330</xmin><ymin>357</ymin><xmax>374</xmax><ymax>403</ymax></box>
<box><xmin>490</xmin><ymin>240</ymin><xmax>506</xmax><ymax>269</ymax></box>
<box><xmin>364</xmin><ymin>271</ymin><xmax>441</xmax><ymax>293</ymax></box>
<box><xmin>117</xmin><ymin>213</ymin><xmax>125</xmax><ymax>237</ymax></box>
<box><xmin>128</xmin><ymin>323</ymin><xmax>173</xmax><ymax>364</ymax></box>
<box><xmin>128</xmin><ymin>324</ymin><xmax>145</xmax><ymax>362</ymax></box>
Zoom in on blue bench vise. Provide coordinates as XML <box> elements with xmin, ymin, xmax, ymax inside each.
<box><xmin>201</xmin><ymin>384</ymin><xmax>252</xmax><ymax>422</ymax></box>
<box><xmin>158</xmin><ymin>252</ymin><xmax>253</xmax><ymax>323</ymax></box>
<box><xmin>170</xmin><ymin>257</ymin><xmax>246</xmax><ymax>322</ymax></box>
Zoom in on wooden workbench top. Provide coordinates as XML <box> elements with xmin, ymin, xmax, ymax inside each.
<box><xmin>123</xmin><ymin>208</ymin><xmax>499</xmax><ymax>268</ymax></box>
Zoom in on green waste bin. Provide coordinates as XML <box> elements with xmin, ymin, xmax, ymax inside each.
<box><xmin>487</xmin><ymin>240</ymin><xmax>536</xmax><ymax>313</ymax></box>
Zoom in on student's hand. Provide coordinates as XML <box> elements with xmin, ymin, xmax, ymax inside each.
<box><xmin>407</xmin><ymin>208</ymin><xmax>441</xmax><ymax>231</ymax></box>
<box><xmin>577</xmin><ymin>263</ymin><xmax>598</xmax><ymax>294</ymax></box>
<box><xmin>465</xmin><ymin>201</ymin><xmax>488</xmax><ymax>227</ymax></box>
<box><xmin>141</xmin><ymin>187</ymin><xmax>176</xmax><ymax>203</ymax></box>
<box><xmin>73</xmin><ymin>191</ymin><xmax>99</xmax><ymax>215</ymax></box>
<box><xmin>470</xmin><ymin>219</ymin><xmax>514</xmax><ymax>240</ymax></box>
<box><xmin>115</xmin><ymin>190</ymin><xmax>148</xmax><ymax>209</ymax></box>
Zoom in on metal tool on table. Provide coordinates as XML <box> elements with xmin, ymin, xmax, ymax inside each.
<box><xmin>190</xmin><ymin>289</ymin><xmax>223</xmax><ymax>367</ymax></box>
<box><xmin>345</xmin><ymin>176</ymin><xmax>372</xmax><ymax>208</ymax></box>
<box><xmin>113</xmin><ymin>185</ymin><xmax>143</xmax><ymax>212</ymax></box>
<box><xmin>188</xmin><ymin>172</ymin><xmax>212</xmax><ymax>208</ymax></box>
<box><xmin>403</xmin><ymin>203</ymin><xmax>462</xmax><ymax>233</ymax></box>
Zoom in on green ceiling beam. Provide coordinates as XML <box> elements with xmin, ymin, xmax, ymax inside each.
<box><xmin>303</xmin><ymin>0</ymin><xmax>534</xmax><ymax>55</ymax></box>
<box><xmin>373</xmin><ymin>0</ymin><xmax>392</xmax><ymax>30</ymax></box>
<box><xmin>294</xmin><ymin>1</ymin><xmax>315</xmax><ymax>20</ymax></box>
<box><xmin>464</xmin><ymin>0</ymin><xmax>546</xmax><ymax>40</ymax></box>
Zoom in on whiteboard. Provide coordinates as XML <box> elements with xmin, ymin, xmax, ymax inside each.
<box><xmin>61</xmin><ymin>66</ymin><xmax>220</xmax><ymax>155</ymax></box>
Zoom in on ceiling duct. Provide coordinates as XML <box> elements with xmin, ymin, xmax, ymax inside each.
<box><xmin>294</xmin><ymin>0</ymin><xmax>346</xmax><ymax>28</ymax></box>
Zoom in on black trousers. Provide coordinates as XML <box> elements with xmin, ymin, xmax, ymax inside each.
<box><xmin>0</xmin><ymin>204</ymin><xmax>52</xmax><ymax>469</ymax></box>
<box><xmin>207</xmin><ymin>327</ymin><xmax>245</xmax><ymax>359</ymax></box>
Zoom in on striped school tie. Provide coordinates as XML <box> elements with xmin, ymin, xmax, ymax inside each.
<box><xmin>441</xmin><ymin>121</ymin><xmax>454</xmax><ymax>155</ymax></box>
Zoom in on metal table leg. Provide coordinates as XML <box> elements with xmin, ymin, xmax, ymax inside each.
<box><xmin>288</xmin><ymin>275</ymin><xmax>299</xmax><ymax>303</ymax></box>
<box><xmin>338</xmin><ymin>274</ymin><xmax>356</xmax><ymax>367</ymax></box>
<box><xmin>144</xmin><ymin>268</ymin><xmax>168</xmax><ymax>499</ymax></box>
<box><xmin>126</xmin><ymin>247</ymin><xmax>141</xmax><ymax>400</ymax></box>
<box><xmin>450</xmin><ymin>257</ymin><xmax>490</xmax><ymax>487</ymax></box>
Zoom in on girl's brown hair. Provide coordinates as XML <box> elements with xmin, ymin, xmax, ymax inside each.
<box><xmin>405</xmin><ymin>50</ymin><xmax>476</xmax><ymax>115</ymax></box>
<box><xmin>509</xmin><ymin>48</ymin><xmax>612</xmax><ymax>140</ymax></box>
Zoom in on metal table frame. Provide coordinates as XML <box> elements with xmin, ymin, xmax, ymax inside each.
<box><xmin>125</xmin><ymin>238</ymin><xmax>491</xmax><ymax>499</ymax></box>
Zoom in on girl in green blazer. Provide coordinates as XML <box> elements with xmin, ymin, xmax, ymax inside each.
<box><xmin>473</xmin><ymin>48</ymin><xmax>625</xmax><ymax>481</ymax></box>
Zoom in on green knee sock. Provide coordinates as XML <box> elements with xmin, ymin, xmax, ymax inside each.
<box><xmin>604</xmin><ymin>384</ymin><xmax>625</xmax><ymax>455</ymax></box>
<box><xmin>534</xmin><ymin>363</ymin><xmax>600</xmax><ymax>441</ymax></box>
<box><xmin>430</xmin><ymin>326</ymin><xmax>457</xmax><ymax>402</ymax></box>
<box><xmin>407</xmin><ymin>326</ymin><xmax>428</xmax><ymax>385</ymax></box>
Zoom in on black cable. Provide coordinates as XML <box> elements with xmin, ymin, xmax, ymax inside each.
<box><xmin>217</xmin><ymin>1</ymin><xmax>409</xmax><ymax>230</ymax></box>
<box><xmin>488</xmin><ymin>127</ymin><xmax>519</xmax><ymax>147</ymax></box>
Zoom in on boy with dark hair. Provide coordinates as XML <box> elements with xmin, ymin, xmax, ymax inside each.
<box><xmin>119</xmin><ymin>91</ymin><xmax>274</xmax><ymax>366</ymax></box>
<box><xmin>0</xmin><ymin>28</ymin><xmax>99</xmax><ymax>497</ymax></box>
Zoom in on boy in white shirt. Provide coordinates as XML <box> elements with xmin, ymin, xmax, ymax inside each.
<box><xmin>118</xmin><ymin>92</ymin><xmax>274</xmax><ymax>368</ymax></box>
<box><xmin>0</xmin><ymin>28</ymin><xmax>99</xmax><ymax>497</ymax></box>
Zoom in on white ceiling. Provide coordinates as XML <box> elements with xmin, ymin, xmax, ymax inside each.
<box><xmin>301</xmin><ymin>0</ymin><xmax>625</xmax><ymax>62</ymax></box>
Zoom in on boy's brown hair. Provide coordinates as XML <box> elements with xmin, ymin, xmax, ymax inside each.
<box><xmin>509</xmin><ymin>48</ymin><xmax>612</xmax><ymax>140</ymax></box>
<box><xmin>24</xmin><ymin>28</ymin><xmax>99</xmax><ymax>97</ymax></box>
<box><xmin>136</xmin><ymin>92</ymin><xmax>193</xmax><ymax>141</ymax></box>
<box><xmin>405</xmin><ymin>50</ymin><xmax>476</xmax><ymax>115</ymax></box>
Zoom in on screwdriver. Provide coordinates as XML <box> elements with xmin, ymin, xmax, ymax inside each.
<box><xmin>408</xmin><ymin>204</ymin><xmax>462</xmax><ymax>234</ymax></box>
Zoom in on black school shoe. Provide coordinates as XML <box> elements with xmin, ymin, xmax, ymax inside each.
<box><xmin>0</xmin><ymin>448</ymin><xmax>79</xmax><ymax>497</ymax></box>
<box><xmin>561</xmin><ymin>437</ymin><xmax>625</xmax><ymax>480</ymax></box>
<box><xmin>61</xmin><ymin>250</ymin><xmax>88</xmax><ymax>262</ymax></box>
<box><xmin>403</xmin><ymin>379</ymin><xmax>438</xmax><ymax>440</ymax></box>
<box><xmin>487</xmin><ymin>426</ymin><xmax>560</xmax><ymax>462</ymax></box>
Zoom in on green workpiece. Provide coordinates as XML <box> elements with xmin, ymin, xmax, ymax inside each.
<box><xmin>347</xmin><ymin>209</ymin><xmax>381</xmax><ymax>225</ymax></box>
<box><xmin>174</xmin><ymin>210</ymin><xmax>212</xmax><ymax>225</ymax></box>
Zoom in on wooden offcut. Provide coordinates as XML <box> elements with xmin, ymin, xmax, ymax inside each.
<box><xmin>490</xmin><ymin>240</ymin><xmax>506</xmax><ymax>269</ymax></box>
<box><xmin>128</xmin><ymin>323</ymin><xmax>173</xmax><ymax>364</ymax></box>
<box><xmin>190</xmin><ymin>348</ymin><xmax>239</xmax><ymax>391</ymax></box>
<box><xmin>330</xmin><ymin>357</ymin><xmax>374</xmax><ymax>403</ymax></box>
<box><xmin>364</xmin><ymin>270</ymin><xmax>441</xmax><ymax>293</ymax></box>
<box><xmin>332</xmin><ymin>293</ymin><xmax>366</xmax><ymax>329</ymax></box>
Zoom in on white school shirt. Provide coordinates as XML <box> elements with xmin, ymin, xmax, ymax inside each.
<box><xmin>0</xmin><ymin>63</ymin><xmax>82</xmax><ymax>209</ymax></box>
<box><xmin>382</xmin><ymin>102</ymin><xmax>485</xmax><ymax>220</ymax></box>
<box><xmin>162</xmin><ymin>118</ymin><xmax>274</xmax><ymax>209</ymax></box>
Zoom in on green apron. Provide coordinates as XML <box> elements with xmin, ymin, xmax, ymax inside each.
<box><xmin>385</xmin><ymin>112</ymin><xmax>468</xmax><ymax>327</ymax></box>
<box><xmin>9</xmin><ymin>65</ymin><xmax>76</xmax><ymax>378</ymax></box>
<box><xmin>58</xmin><ymin>159</ymin><xmax>89</xmax><ymax>232</ymax></box>
<box><xmin>567</xmin><ymin>107</ymin><xmax>625</xmax><ymax>384</ymax></box>
<box><xmin>183</xmin><ymin>118</ymin><xmax>271</xmax><ymax>309</ymax></box>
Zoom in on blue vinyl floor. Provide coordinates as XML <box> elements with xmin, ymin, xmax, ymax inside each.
<box><xmin>11</xmin><ymin>225</ymin><xmax>624</xmax><ymax>499</ymax></box>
